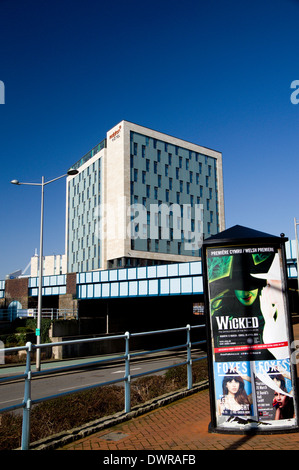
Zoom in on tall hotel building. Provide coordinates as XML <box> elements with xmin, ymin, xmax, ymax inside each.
<box><xmin>66</xmin><ymin>121</ymin><xmax>225</xmax><ymax>273</ymax></box>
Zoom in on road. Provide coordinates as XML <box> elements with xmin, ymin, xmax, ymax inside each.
<box><xmin>0</xmin><ymin>348</ymin><xmax>206</xmax><ymax>413</ymax></box>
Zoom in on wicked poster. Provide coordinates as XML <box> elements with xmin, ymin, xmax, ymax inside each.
<box><xmin>206</xmin><ymin>245</ymin><xmax>298</xmax><ymax>430</ymax></box>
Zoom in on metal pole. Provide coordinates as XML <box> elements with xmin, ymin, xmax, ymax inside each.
<box><xmin>36</xmin><ymin>177</ymin><xmax>44</xmax><ymax>371</ymax></box>
<box><xmin>124</xmin><ymin>331</ymin><xmax>131</xmax><ymax>413</ymax></box>
<box><xmin>21</xmin><ymin>342</ymin><xmax>32</xmax><ymax>450</ymax></box>
<box><xmin>186</xmin><ymin>324</ymin><xmax>192</xmax><ymax>389</ymax></box>
<box><xmin>106</xmin><ymin>303</ymin><xmax>109</xmax><ymax>334</ymax></box>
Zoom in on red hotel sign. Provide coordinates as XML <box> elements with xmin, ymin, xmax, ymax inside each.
<box><xmin>109</xmin><ymin>125</ymin><xmax>122</xmax><ymax>141</ymax></box>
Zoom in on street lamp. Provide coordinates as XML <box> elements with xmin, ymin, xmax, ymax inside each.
<box><xmin>11</xmin><ymin>169</ymin><xmax>78</xmax><ymax>371</ymax></box>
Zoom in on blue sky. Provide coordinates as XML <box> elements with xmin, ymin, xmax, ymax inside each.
<box><xmin>0</xmin><ymin>0</ymin><xmax>299</xmax><ymax>279</ymax></box>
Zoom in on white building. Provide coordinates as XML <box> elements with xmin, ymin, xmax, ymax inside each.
<box><xmin>30</xmin><ymin>254</ymin><xmax>67</xmax><ymax>277</ymax></box>
<box><xmin>66</xmin><ymin>120</ymin><xmax>225</xmax><ymax>273</ymax></box>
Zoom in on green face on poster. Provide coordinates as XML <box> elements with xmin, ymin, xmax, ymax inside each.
<box><xmin>234</xmin><ymin>289</ymin><xmax>258</xmax><ymax>306</ymax></box>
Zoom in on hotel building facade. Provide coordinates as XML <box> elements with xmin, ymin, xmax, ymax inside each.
<box><xmin>66</xmin><ymin>121</ymin><xmax>225</xmax><ymax>273</ymax></box>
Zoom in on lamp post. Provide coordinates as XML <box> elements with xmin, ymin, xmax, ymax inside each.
<box><xmin>11</xmin><ymin>169</ymin><xmax>78</xmax><ymax>371</ymax></box>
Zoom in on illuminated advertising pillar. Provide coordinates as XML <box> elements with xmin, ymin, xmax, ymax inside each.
<box><xmin>202</xmin><ymin>225</ymin><xmax>299</xmax><ymax>433</ymax></box>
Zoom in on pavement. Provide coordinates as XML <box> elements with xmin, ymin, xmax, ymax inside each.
<box><xmin>57</xmin><ymin>323</ymin><xmax>299</xmax><ymax>451</ymax></box>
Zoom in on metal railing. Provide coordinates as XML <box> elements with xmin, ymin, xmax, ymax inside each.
<box><xmin>0</xmin><ymin>308</ymin><xmax>78</xmax><ymax>322</ymax></box>
<box><xmin>22</xmin><ymin>308</ymin><xmax>78</xmax><ymax>320</ymax></box>
<box><xmin>0</xmin><ymin>324</ymin><xmax>206</xmax><ymax>450</ymax></box>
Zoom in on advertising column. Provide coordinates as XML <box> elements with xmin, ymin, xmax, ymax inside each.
<box><xmin>203</xmin><ymin>226</ymin><xmax>298</xmax><ymax>433</ymax></box>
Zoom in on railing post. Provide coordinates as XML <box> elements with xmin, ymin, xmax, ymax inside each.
<box><xmin>21</xmin><ymin>342</ymin><xmax>32</xmax><ymax>450</ymax></box>
<box><xmin>124</xmin><ymin>331</ymin><xmax>131</xmax><ymax>413</ymax></box>
<box><xmin>186</xmin><ymin>324</ymin><xmax>192</xmax><ymax>390</ymax></box>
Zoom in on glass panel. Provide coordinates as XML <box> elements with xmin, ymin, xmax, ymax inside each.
<box><xmin>87</xmin><ymin>285</ymin><xmax>93</xmax><ymax>297</ymax></box>
<box><xmin>193</xmin><ymin>276</ymin><xmax>203</xmax><ymax>293</ymax></box>
<box><xmin>109</xmin><ymin>270</ymin><xmax>118</xmax><ymax>281</ymax></box>
<box><xmin>111</xmin><ymin>283</ymin><xmax>119</xmax><ymax>297</ymax></box>
<box><xmin>101</xmin><ymin>270</ymin><xmax>109</xmax><ymax>282</ymax></box>
<box><xmin>127</xmin><ymin>268</ymin><xmax>137</xmax><ymax>280</ymax></box>
<box><xmin>120</xmin><ymin>282</ymin><xmax>128</xmax><ymax>296</ymax></box>
<box><xmin>179</xmin><ymin>263</ymin><xmax>190</xmax><ymax>276</ymax></box>
<box><xmin>190</xmin><ymin>261</ymin><xmax>202</xmax><ymax>275</ymax></box>
<box><xmin>137</xmin><ymin>267</ymin><xmax>147</xmax><ymax>279</ymax></box>
<box><xmin>102</xmin><ymin>283</ymin><xmax>110</xmax><ymax>297</ymax></box>
<box><xmin>148</xmin><ymin>279</ymin><xmax>158</xmax><ymax>295</ymax></box>
<box><xmin>147</xmin><ymin>266</ymin><xmax>157</xmax><ymax>278</ymax></box>
<box><xmin>138</xmin><ymin>280</ymin><xmax>148</xmax><ymax>295</ymax></box>
<box><xmin>168</xmin><ymin>264</ymin><xmax>178</xmax><ymax>277</ymax></box>
<box><xmin>160</xmin><ymin>278</ymin><xmax>170</xmax><ymax>294</ymax></box>
<box><xmin>181</xmin><ymin>277</ymin><xmax>192</xmax><ymax>293</ymax></box>
<box><xmin>129</xmin><ymin>281</ymin><xmax>138</xmax><ymax>296</ymax></box>
<box><xmin>170</xmin><ymin>278</ymin><xmax>180</xmax><ymax>294</ymax></box>
<box><xmin>94</xmin><ymin>284</ymin><xmax>101</xmax><ymax>297</ymax></box>
<box><xmin>157</xmin><ymin>265</ymin><xmax>167</xmax><ymax>278</ymax></box>
<box><xmin>118</xmin><ymin>269</ymin><xmax>127</xmax><ymax>281</ymax></box>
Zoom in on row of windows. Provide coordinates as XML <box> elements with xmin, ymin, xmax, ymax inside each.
<box><xmin>130</xmin><ymin>155</ymin><xmax>214</xmax><ymax>184</ymax></box>
<box><xmin>71</xmin><ymin>259</ymin><xmax>98</xmax><ymax>273</ymax></box>
<box><xmin>130</xmin><ymin>183</ymin><xmax>213</xmax><ymax>208</ymax></box>
<box><xmin>71</xmin><ymin>246</ymin><xmax>98</xmax><ymax>262</ymax></box>
<box><xmin>131</xmin><ymin>151</ymin><xmax>212</xmax><ymax>173</ymax></box>
<box><xmin>130</xmin><ymin>133</ymin><xmax>215</xmax><ymax>165</ymax></box>
<box><xmin>132</xmin><ymin>164</ymin><xmax>211</xmax><ymax>188</ymax></box>
<box><xmin>131</xmin><ymin>238</ymin><xmax>201</xmax><ymax>256</ymax></box>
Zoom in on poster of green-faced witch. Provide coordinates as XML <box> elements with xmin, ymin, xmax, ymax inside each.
<box><xmin>206</xmin><ymin>245</ymin><xmax>298</xmax><ymax>431</ymax></box>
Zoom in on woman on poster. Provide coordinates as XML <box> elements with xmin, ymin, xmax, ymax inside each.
<box><xmin>217</xmin><ymin>369</ymin><xmax>252</xmax><ymax>417</ymax></box>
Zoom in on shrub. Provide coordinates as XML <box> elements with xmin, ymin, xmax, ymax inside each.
<box><xmin>0</xmin><ymin>359</ymin><xmax>208</xmax><ymax>450</ymax></box>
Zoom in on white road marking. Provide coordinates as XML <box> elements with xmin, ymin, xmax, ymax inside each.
<box><xmin>111</xmin><ymin>367</ymin><xmax>142</xmax><ymax>375</ymax></box>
